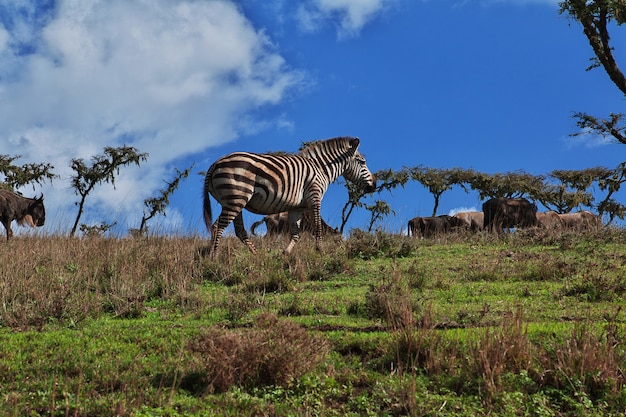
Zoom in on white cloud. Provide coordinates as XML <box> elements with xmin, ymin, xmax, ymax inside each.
<box><xmin>565</xmin><ymin>131</ymin><xmax>616</xmax><ymax>149</ymax></box>
<box><xmin>0</xmin><ymin>0</ymin><xmax>304</xmax><ymax>234</ymax></box>
<box><xmin>296</xmin><ymin>0</ymin><xmax>393</xmax><ymax>40</ymax></box>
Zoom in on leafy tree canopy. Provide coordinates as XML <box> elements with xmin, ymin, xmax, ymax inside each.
<box><xmin>560</xmin><ymin>0</ymin><xmax>626</xmax><ymax>143</ymax></box>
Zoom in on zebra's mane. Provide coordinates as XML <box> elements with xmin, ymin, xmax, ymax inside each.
<box><xmin>298</xmin><ymin>137</ymin><xmax>355</xmax><ymax>158</ymax></box>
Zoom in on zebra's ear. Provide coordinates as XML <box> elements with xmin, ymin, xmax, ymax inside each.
<box><xmin>349</xmin><ymin>137</ymin><xmax>360</xmax><ymax>149</ymax></box>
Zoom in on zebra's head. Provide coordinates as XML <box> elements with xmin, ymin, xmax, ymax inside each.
<box><xmin>343</xmin><ymin>138</ymin><xmax>376</xmax><ymax>193</ymax></box>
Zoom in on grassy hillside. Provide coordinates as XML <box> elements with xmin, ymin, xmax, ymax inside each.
<box><xmin>1</xmin><ymin>229</ymin><xmax>626</xmax><ymax>416</ymax></box>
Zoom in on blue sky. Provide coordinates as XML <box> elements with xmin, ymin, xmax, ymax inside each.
<box><xmin>1</xmin><ymin>0</ymin><xmax>625</xmax><ymax>236</ymax></box>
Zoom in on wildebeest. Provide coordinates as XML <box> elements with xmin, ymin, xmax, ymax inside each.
<box><xmin>482</xmin><ymin>197</ymin><xmax>538</xmax><ymax>233</ymax></box>
<box><xmin>407</xmin><ymin>217</ymin><xmax>420</xmax><ymax>237</ymax></box>
<box><xmin>408</xmin><ymin>215</ymin><xmax>463</xmax><ymax>238</ymax></box>
<box><xmin>250</xmin><ymin>211</ymin><xmax>339</xmax><ymax>237</ymax></box>
<box><xmin>0</xmin><ymin>189</ymin><xmax>45</xmax><ymax>240</ymax></box>
<box><xmin>557</xmin><ymin>210</ymin><xmax>601</xmax><ymax>230</ymax></box>
<box><xmin>536</xmin><ymin>211</ymin><xmax>565</xmax><ymax>230</ymax></box>
<box><xmin>453</xmin><ymin>211</ymin><xmax>484</xmax><ymax>232</ymax></box>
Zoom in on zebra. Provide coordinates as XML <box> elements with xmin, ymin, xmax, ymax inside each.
<box><xmin>203</xmin><ymin>136</ymin><xmax>376</xmax><ymax>255</ymax></box>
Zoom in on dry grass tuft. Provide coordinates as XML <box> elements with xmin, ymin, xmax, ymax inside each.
<box><xmin>544</xmin><ymin>318</ymin><xmax>626</xmax><ymax>403</ymax></box>
<box><xmin>187</xmin><ymin>313</ymin><xmax>330</xmax><ymax>394</ymax></box>
<box><xmin>0</xmin><ymin>236</ymin><xmax>205</xmax><ymax>328</ymax></box>
<box><xmin>364</xmin><ymin>266</ymin><xmax>418</xmax><ymax>329</ymax></box>
<box><xmin>465</xmin><ymin>307</ymin><xmax>535</xmax><ymax>402</ymax></box>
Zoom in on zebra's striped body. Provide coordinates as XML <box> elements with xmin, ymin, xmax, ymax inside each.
<box><xmin>203</xmin><ymin>136</ymin><xmax>376</xmax><ymax>255</ymax></box>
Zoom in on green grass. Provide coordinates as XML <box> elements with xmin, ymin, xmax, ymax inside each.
<box><xmin>1</xmin><ymin>229</ymin><xmax>626</xmax><ymax>415</ymax></box>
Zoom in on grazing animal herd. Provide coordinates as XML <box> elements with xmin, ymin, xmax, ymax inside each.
<box><xmin>407</xmin><ymin>197</ymin><xmax>602</xmax><ymax>238</ymax></box>
<box><xmin>0</xmin><ymin>137</ymin><xmax>605</xmax><ymax>253</ymax></box>
<box><xmin>407</xmin><ymin>215</ymin><xmax>464</xmax><ymax>238</ymax></box>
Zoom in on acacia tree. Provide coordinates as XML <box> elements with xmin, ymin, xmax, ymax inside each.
<box><xmin>408</xmin><ymin>166</ymin><xmax>476</xmax><ymax>216</ymax></box>
<box><xmin>532</xmin><ymin>183</ymin><xmax>591</xmax><ymax>213</ymax></box>
<box><xmin>540</xmin><ymin>165</ymin><xmax>626</xmax><ymax>222</ymax></box>
<box><xmin>530</xmin><ymin>168</ymin><xmax>602</xmax><ymax>213</ymax></box>
<box><xmin>69</xmin><ymin>146</ymin><xmax>148</xmax><ymax>237</ymax></box>
<box><xmin>0</xmin><ymin>154</ymin><xmax>55</xmax><ymax>191</ymax></box>
<box><xmin>559</xmin><ymin>0</ymin><xmax>626</xmax><ymax>143</ymax></box>
<box><xmin>339</xmin><ymin>168</ymin><xmax>409</xmax><ymax>233</ymax></box>
<box><xmin>134</xmin><ymin>164</ymin><xmax>194</xmax><ymax>236</ymax></box>
<box><xmin>468</xmin><ymin>170</ymin><xmax>545</xmax><ymax>201</ymax></box>
<box><xmin>365</xmin><ymin>200</ymin><xmax>394</xmax><ymax>232</ymax></box>
<box><xmin>595</xmin><ymin>162</ymin><xmax>626</xmax><ymax>223</ymax></box>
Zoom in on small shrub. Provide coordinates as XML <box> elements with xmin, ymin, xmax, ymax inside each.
<box><xmin>405</xmin><ymin>261</ymin><xmax>427</xmax><ymax>290</ymax></box>
<box><xmin>388</xmin><ymin>325</ymin><xmax>451</xmax><ymax>376</ymax></box>
<box><xmin>347</xmin><ymin>229</ymin><xmax>416</xmax><ymax>260</ymax></box>
<box><xmin>201</xmin><ymin>258</ymin><xmax>244</xmax><ymax>286</ymax></box>
<box><xmin>559</xmin><ymin>271</ymin><xmax>626</xmax><ymax>302</ymax></box>
<box><xmin>242</xmin><ymin>253</ymin><xmax>295</xmax><ymax>293</ymax></box>
<box><xmin>307</xmin><ymin>257</ymin><xmax>350</xmax><ymax>281</ymax></box>
<box><xmin>347</xmin><ymin>300</ymin><xmax>367</xmax><ymax>318</ymax></box>
<box><xmin>364</xmin><ymin>269</ymin><xmax>417</xmax><ymax>329</ymax></box>
<box><xmin>542</xmin><ymin>321</ymin><xmax>626</xmax><ymax>406</ymax></box>
<box><xmin>223</xmin><ymin>293</ymin><xmax>255</xmax><ymax>324</ymax></box>
<box><xmin>278</xmin><ymin>292</ymin><xmax>312</xmax><ymax>316</ymax></box>
<box><xmin>463</xmin><ymin>308</ymin><xmax>536</xmax><ymax>402</ymax></box>
<box><xmin>187</xmin><ymin>313</ymin><xmax>330</xmax><ymax>394</ymax></box>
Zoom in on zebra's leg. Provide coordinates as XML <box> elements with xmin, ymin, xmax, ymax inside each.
<box><xmin>284</xmin><ymin>211</ymin><xmax>303</xmax><ymax>255</ymax></box>
<box><xmin>210</xmin><ymin>208</ymin><xmax>241</xmax><ymax>256</ymax></box>
<box><xmin>210</xmin><ymin>219</ymin><xmax>225</xmax><ymax>257</ymax></box>
<box><xmin>311</xmin><ymin>207</ymin><xmax>323</xmax><ymax>252</ymax></box>
<box><xmin>233</xmin><ymin>212</ymin><xmax>258</xmax><ymax>254</ymax></box>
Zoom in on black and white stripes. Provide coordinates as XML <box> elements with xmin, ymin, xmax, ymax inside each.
<box><xmin>203</xmin><ymin>136</ymin><xmax>376</xmax><ymax>255</ymax></box>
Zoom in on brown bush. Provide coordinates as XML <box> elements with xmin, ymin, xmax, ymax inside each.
<box><xmin>465</xmin><ymin>308</ymin><xmax>536</xmax><ymax>401</ymax></box>
<box><xmin>364</xmin><ymin>267</ymin><xmax>418</xmax><ymax>329</ymax></box>
<box><xmin>542</xmin><ymin>321</ymin><xmax>626</xmax><ymax>402</ymax></box>
<box><xmin>187</xmin><ymin>313</ymin><xmax>329</xmax><ymax>394</ymax></box>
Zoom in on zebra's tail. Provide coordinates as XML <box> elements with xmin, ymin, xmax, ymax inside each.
<box><xmin>250</xmin><ymin>218</ymin><xmax>265</xmax><ymax>236</ymax></box>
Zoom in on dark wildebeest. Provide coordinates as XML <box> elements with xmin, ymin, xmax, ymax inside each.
<box><xmin>407</xmin><ymin>217</ymin><xmax>420</xmax><ymax>237</ymax></box>
<box><xmin>536</xmin><ymin>211</ymin><xmax>565</xmax><ymax>230</ymax></box>
<box><xmin>482</xmin><ymin>197</ymin><xmax>538</xmax><ymax>233</ymax></box>
<box><xmin>407</xmin><ymin>215</ymin><xmax>463</xmax><ymax>238</ymax></box>
<box><xmin>0</xmin><ymin>189</ymin><xmax>45</xmax><ymax>240</ymax></box>
<box><xmin>453</xmin><ymin>211</ymin><xmax>484</xmax><ymax>232</ymax></box>
<box><xmin>250</xmin><ymin>211</ymin><xmax>339</xmax><ymax>237</ymax></box>
<box><xmin>558</xmin><ymin>210</ymin><xmax>601</xmax><ymax>230</ymax></box>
